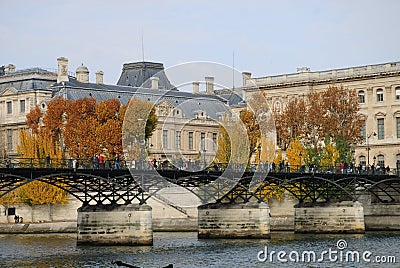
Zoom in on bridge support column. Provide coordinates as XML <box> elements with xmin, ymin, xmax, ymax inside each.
<box><xmin>294</xmin><ymin>201</ymin><xmax>365</xmax><ymax>233</ymax></box>
<box><xmin>77</xmin><ymin>204</ymin><xmax>152</xmax><ymax>246</ymax></box>
<box><xmin>198</xmin><ymin>202</ymin><xmax>270</xmax><ymax>238</ymax></box>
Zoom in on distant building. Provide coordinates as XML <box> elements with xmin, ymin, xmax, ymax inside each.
<box><xmin>0</xmin><ymin>65</ymin><xmax>58</xmax><ymax>158</ymax></box>
<box><xmin>50</xmin><ymin>58</ymin><xmax>240</xmax><ymax>165</ymax></box>
<box><xmin>241</xmin><ymin>62</ymin><xmax>400</xmax><ymax>170</ymax></box>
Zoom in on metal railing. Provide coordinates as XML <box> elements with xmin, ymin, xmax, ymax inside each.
<box><xmin>0</xmin><ymin>157</ymin><xmax>397</xmax><ymax>176</ymax></box>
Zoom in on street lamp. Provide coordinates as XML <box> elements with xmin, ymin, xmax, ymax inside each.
<box><xmin>203</xmin><ymin>149</ymin><xmax>206</xmax><ymax>168</ymax></box>
<box><xmin>257</xmin><ymin>145</ymin><xmax>261</xmax><ymax>168</ymax></box>
<box><xmin>83</xmin><ymin>144</ymin><xmax>87</xmax><ymax>168</ymax></box>
<box><xmin>299</xmin><ymin>152</ymin><xmax>303</xmax><ymax>171</ymax></box>
<box><xmin>366</xmin><ymin>132</ymin><xmax>376</xmax><ymax>166</ymax></box>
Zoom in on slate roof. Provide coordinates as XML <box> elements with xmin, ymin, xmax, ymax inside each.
<box><xmin>117</xmin><ymin>61</ymin><xmax>175</xmax><ymax>90</ymax></box>
<box><xmin>0</xmin><ymin>68</ymin><xmax>56</xmax><ymax>92</ymax></box>
<box><xmin>51</xmin><ymin>78</ymin><xmax>231</xmax><ymax>120</ymax></box>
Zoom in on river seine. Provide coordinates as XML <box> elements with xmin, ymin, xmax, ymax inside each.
<box><xmin>0</xmin><ymin>232</ymin><xmax>399</xmax><ymax>267</ymax></box>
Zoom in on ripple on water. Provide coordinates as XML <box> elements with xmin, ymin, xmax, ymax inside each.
<box><xmin>0</xmin><ymin>232</ymin><xmax>399</xmax><ymax>268</ymax></box>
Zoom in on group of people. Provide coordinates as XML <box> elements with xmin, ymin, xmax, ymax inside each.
<box><xmin>14</xmin><ymin>215</ymin><xmax>22</xmax><ymax>223</ymax></box>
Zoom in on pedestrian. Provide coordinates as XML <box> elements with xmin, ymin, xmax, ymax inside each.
<box><xmin>14</xmin><ymin>215</ymin><xmax>19</xmax><ymax>223</ymax></box>
<box><xmin>114</xmin><ymin>154</ymin><xmax>121</xmax><ymax>170</ymax></box>
<box><xmin>72</xmin><ymin>159</ymin><xmax>78</xmax><ymax>171</ymax></box>
<box><xmin>46</xmin><ymin>154</ymin><xmax>51</xmax><ymax>168</ymax></box>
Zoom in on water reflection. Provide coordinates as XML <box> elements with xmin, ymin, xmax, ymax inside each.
<box><xmin>0</xmin><ymin>232</ymin><xmax>399</xmax><ymax>267</ymax></box>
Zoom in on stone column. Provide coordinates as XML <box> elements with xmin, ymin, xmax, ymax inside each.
<box><xmin>77</xmin><ymin>204</ymin><xmax>152</xmax><ymax>245</ymax></box>
<box><xmin>198</xmin><ymin>202</ymin><xmax>270</xmax><ymax>238</ymax></box>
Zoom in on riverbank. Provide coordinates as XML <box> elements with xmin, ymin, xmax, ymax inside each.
<box><xmin>0</xmin><ymin>221</ymin><xmax>77</xmax><ymax>234</ymax></box>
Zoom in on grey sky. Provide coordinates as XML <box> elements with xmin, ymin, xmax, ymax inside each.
<box><xmin>1</xmin><ymin>0</ymin><xmax>399</xmax><ymax>86</ymax></box>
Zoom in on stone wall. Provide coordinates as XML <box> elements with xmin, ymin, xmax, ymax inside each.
<box><xmin>294</xmin><ymin>201</ymin><xmax>365</xmax><ymax>233</ymax></box>
<box><xmin>198</xmin><ymin>202</ymin><xmax>270</xmax><ymax>238</ymax></box>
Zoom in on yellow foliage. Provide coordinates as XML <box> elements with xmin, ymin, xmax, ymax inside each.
<box><xmin>0</xmin><ymin>191</ymin><xmax>19</xmax><ymax>207</ymax></box>
<box><xmin>17</xmin><ymin>181</ymin><xmax>69</xmax><ymax>206</ymax></box>
<box><xmin>286</xmin><ymin>139</ymin><xmax>305</xmax><ymax>170</ymax></box>
<box><xmin>320</xmin><ymin>143</ymin><xmax>339</xmax><ymax>169</ymax></box>
<box><xmin>260</xmin><ymin>183</ymin><xmax>285</xmax><ymax>201</ymax></box>
<box><xmin>273</xmin><ymin>149</ymin><xmax>282</xmax><ymax>166</ymax></box>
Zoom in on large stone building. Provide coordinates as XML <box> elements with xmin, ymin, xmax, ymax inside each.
<box><xmin>0</xmin><ymin>57</ymin><xmax>240</xmax><ymax>166</ymax></box>
<box><xmin>0</xmin><ymin>65</ymin><xmax>59</xmax><ymax>158</ymax></box>
<box><xmin>241</xmin><ymin>62</ymin><xmax>400</xmax><ymax>170</ymax></box>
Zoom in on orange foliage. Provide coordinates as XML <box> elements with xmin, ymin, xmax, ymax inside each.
<box><xmin>25</xmin><ymin>106</ymin><xmax>43</xmax><ymax>134</ymax></box>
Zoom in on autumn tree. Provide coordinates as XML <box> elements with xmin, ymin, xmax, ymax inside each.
<box><xmin>286</xmin><ymin>139</ymin><xmax>305</xmax><ymax>170</ymax></box>
<box><xmin>214</xmin><ymin>116</ymin><xmax>249</xmax><ymax>167</ymax></box>
<box><xmin>275</xmin><ymin>85</ymin><xmax>364</xmax><ymax>165</ymax></box>
<box><xmin>25</xmin><ymin>105</ymin><xmax>43</xmax><ymax>134</ymax></box>
<box><xmin>121</xmin><ymin>97</ymin><xmax>158</xmax><ymax>161</ymax></box>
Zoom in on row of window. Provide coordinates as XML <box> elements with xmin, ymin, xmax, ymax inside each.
<box><xmin>5</xmin><ymin>100</ymin><xmax>26</xmax><ymax>114</ymax></box>
<box><xmin>162</xmin><ymin>130</ymin><xmax>218</xmax><ymax>151</ymax></box>
<box><xmin>358</xmin><ymin>86</ymin><xmax>400</xmax><ymax>104</ymax></box>
<box><xmin>360</xmin><ymin>117</ymin><xmax>400</xmax><ymax>140</ymax></box>
<box><xmin>359</xmin><ymin>155</ymin><xmax>385</xmax><ymax>167</ymax></box>
<box><xmin>359</xmin><ymin>153</ymin><xmax>400</xmax><ymax>168</ymax></box>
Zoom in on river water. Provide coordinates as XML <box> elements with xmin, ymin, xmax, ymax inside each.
<box><xmin>0</xmin><ymin>232</ymin><xmax>399</xmax><ymax>268</ymax></box>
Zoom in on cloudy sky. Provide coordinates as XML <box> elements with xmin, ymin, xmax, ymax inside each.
<box><xmin>1</xmin><ymin>0</ymin><xmax>399</xmax><ymax>86</ymax></box>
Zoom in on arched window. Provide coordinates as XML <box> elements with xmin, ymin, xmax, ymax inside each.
<box><xmin>358</xmin><ymin>90</ymin><xmax>365</xmax><ymax>103</ymax></box>
<box><xmin>359</xmin><ymin>156</ymin><xmax>366</xmax><ymax>167</ymax></box>
<box><xmin>377</xmin><ymin>88</ymin><xmax>384</xmax><ymax>102</ymax></box>
<box><xmin>377</xmin><ymin>154</ymin><xmax>385</xmax><ymax>168</ymax></box>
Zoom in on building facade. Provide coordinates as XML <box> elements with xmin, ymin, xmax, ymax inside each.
<box><xmin>0</xmin><ymin>65</ymin><xmax>57</xmax><ymax>159</ymax></box>
<box><xmin>49</xmin><ymin>58</ymin><xmax>236</xmax><ymax>166</ymax></box>
<box><xmin>241</xmin><ymin>62</ymin><xmax>400</xmax><ymax>169</ymax></box>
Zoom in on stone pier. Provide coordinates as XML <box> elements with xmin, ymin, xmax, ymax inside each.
<box><xmin>77</xmin><ymin>204</ymin><xmax>152</xmax><ymax>245</ymax></box>
<box><xmin>294</xmin><ymin>201</ymin><xmax>365</xmax><ymax>233</ymax></box>
<box><xmin>198</xmin><ymin>202</ymin><xmax>270</xmax><ymax>239</ymax></box>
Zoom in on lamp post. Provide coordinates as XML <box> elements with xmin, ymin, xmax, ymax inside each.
<box><xmin>366</xmin><ymin>132</ymin><xmax>376</xmax><ymax>166</ymax></box>
<box><xmin>83</xmin><ymin>144</ymin><xmax>87</xmax><ymax>168</ymax></box>
<box><xmin>299</xmin><ymin>152</ymin><xmax>303</xmax><ymax>172</ymax></box>
<box><xmin>257</xmin><ymin>145</ymin><xmax>261</xmax><ymax>169</ymax></box>
<box><xmin>203</xmin><ymin>149</ymin><xmax>206</xmax><ymax>168</ymax></box>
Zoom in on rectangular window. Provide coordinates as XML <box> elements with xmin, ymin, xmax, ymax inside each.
<box><xmin>360</xmin><ymin>123</ymin><xmax>366</xmax><ymax>141</ymax></box>
<box><xmin>377</xmin><ymin>118</ymin><xmax>384</xmax><ymax>140</ymax></box>
<box><xmin>6</xmin><ymin>101</ymin><xmax>12</xmax><ymax>114</ymax></box>
<box><xmin>175</xmin><ymin>131</ymin><xmax>181</xmax><ymax>149</ymax></box>
<box><xmin>212</xmin><ymin>133</ymin><xmax>217</xmax><ymax>150</ymax></box>
<box><xmin>188</xmin><ymin>132</ymin><xmax>193</xmax><ymax>150</ymax></box>
<box><xmin>162</xmin><ymin>130</ymin><xmax>168</xmax><ymax>149</ymax></box>
<box><xmin>20</xmin><ymin>100</ymin><xmax>25</xmax><ymax>113</ymax></box>
<box><xmin>7</xmin><ymin>129</ymin><xmax>12</xmax><ymax>150</ymax></box>
<box><xmin>200</xmin><ymin>132</ymin><xmax>205</xmax><ymax>150</ymax></box>
<box><xmin>397</xmin><ymin>117</ymin><xmax>400</xmax><ymax>138</ymax></box>
<box><xmin>396</xmin><ymin>87</ymin><xmax>400</xmax><ymax>100</ymax></box>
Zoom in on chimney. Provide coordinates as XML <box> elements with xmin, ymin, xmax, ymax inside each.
<box><xmin>5</xmin><ymin>64</ymin><xmax>16</xmax><ymax>74</ymax></box>
<box><xmin>205</xmin><ymin>76</ymin><xmax>214</xmax><ymax>94</ymax></box>
<box><xmin>192</xmin><ymin>81</ymin><xmax>200</xmax><ymax>94</ymax></box>
<box><xmin>150</xmin><ymin>76</ymin><xmax>159</xmax><ymax>89</ymax></box>
<box><xmin>76</xmin><ymin>64</ymin><xmax>89</xmax><ymax>83</ymax></box>
<box><xmin>96</xmin><ymin>71</ymin><xmax>104</xmax><ymax>84</ymax></box>
<box><xmin>242</xmin><ymin>72</ymin><xmax>252</xmax><ymax>86</ymax></box>
<box><xmin>57</xmin><ymin>57</ymin><xmax>69</xmax><ymax>83</ymax></box>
